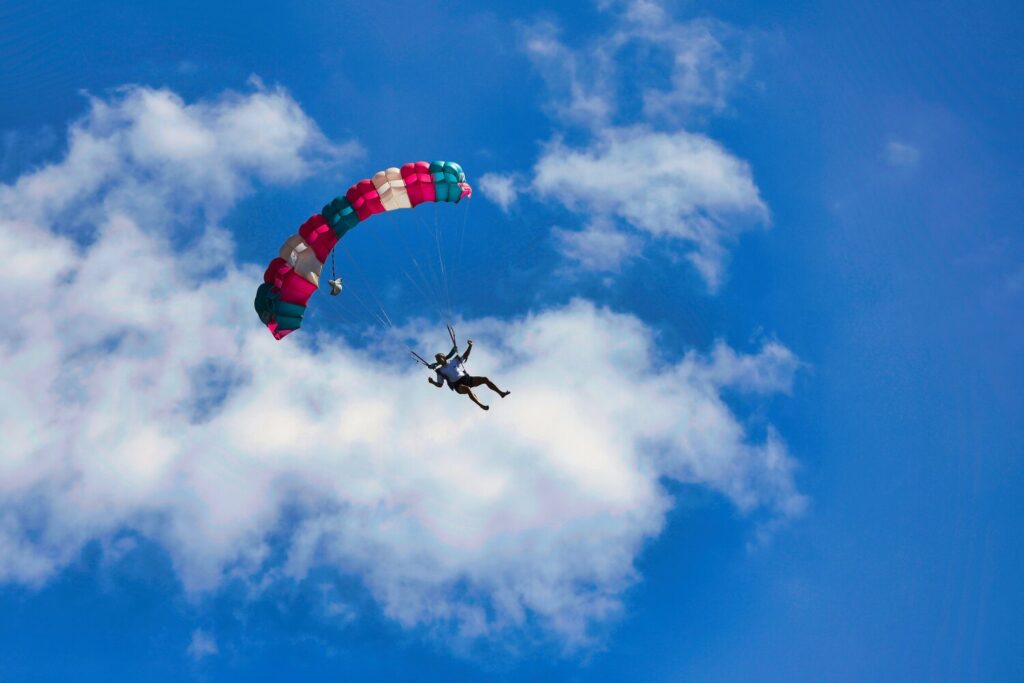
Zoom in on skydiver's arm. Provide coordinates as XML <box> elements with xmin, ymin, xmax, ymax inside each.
<box><xmin>461</xmin><ymin>339</ymin><xmax>473</xmax><ymax>362</ymax></box>
<box><xmin>429</xmin><ymin>375</ymin><xmax>443</xmax><ymax>387</ymax></box>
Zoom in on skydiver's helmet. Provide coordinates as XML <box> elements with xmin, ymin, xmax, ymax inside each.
<box><xmin>328</xmin><ymin>278</ymin><xmax>343</xmax><ymax>296</ymax></box>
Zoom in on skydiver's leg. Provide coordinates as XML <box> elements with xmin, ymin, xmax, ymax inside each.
<box><xmin>456</xmin><ymin>384</ymin><xmax>489</xmax><ymax>410</ymax></box>
<box><xmin>464</xmin><ymin>376</ymin><xmax>510</xmax><ymax>398</ymax></box>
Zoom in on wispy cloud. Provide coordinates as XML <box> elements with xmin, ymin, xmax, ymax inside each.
<box><xmin>554</xmin><ymin>217</ymin><xmax>643</xmax><ymax>272</ymax></box>
<box><xmin>535</xmin><ymin>127</ymin><xmax>768</xmax><ymax>289</ymax></box>
<box><xmin>479</xmin><ymin>172</ymin><xmax>522</xmax><ymax>213</ymax></box>
<box><xmin>0</xmin><ymin>79</ymin><xmax>361</xmax><ymax>229</ymax></box>
<box><xmin>523</xmin><ymin>1</ymin><xmax>750</xmax><ymax>130</ymax></box>
<box><xmin>884</xmin><ymin>140</ymin><xmax>920</xmax><ymax>168</ymax></box>
<box><xmin>514</xmin><ymin>0</ymin><xmax>765</xmax><ymax>287</ymax></box>
<box><xmin>187</xmin><ymin>629</ymin><xmax>218</xmax><ymax>660</ymax></box>
<box><xmin>0</xmin><ymin>85</ymin><xmax>803</xmax><ymax>649</ymax></box>
<box><xmin>522</xmin><ymin>19</ymin><xmax>616</xmax><ymax>128</ymax></box>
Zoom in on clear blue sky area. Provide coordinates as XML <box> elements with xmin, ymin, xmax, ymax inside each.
<box><xmin>0</xmin><ymin>0</ymin><xmax>1021</xmax><ymax>680</ymax></box>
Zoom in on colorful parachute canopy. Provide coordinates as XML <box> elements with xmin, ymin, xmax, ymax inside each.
<box><xmin>254</xmin><ymin>160</ymin><xmax>471</xmax><ymax>339</ymax></box>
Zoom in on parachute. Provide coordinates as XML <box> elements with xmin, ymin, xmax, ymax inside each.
<box><xmin>254</xmin><ymin>161</ymin><xmax>471</xmax><ymax>339</ymax></box>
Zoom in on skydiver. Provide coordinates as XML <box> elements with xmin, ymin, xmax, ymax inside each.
<box><xmin>425</xmin><ymin>338</ymin><xmax>510</xmax><ymax>411</ymax></box>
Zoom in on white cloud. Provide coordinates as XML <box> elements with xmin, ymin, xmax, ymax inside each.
<box><xmin>535</xmin><ymin>126</ymin><xmax>768</xmax><ymax>289</ymax></box>
<box><xmin>884</xmin><ymin>140</ymin><xmax>920</xmax><ymax>168</ymax></box>
<box><xmin>695</xmin><ymin>340</ymin><xmax>802</xmax><ymax>395</ymax></box>
<box><xmin>187</xmin><ymin>629</ymin><xmax>219</xmax><ymax>660</ymax></box>
<box><xmin>0</xmin><ymin>86</ymin><xmax>803</xmax><ymax>649</ymax></box>
<box><xmin>479</xmin><ymin>172</ymin><xmax>522</xmax><ymax>213</ymax></box>
<box><xmin>522</xmin><ymin>20</ymin><xmax>615</xmax><ymax>128</ymax></box>
<box><xmin>0</xmin><ymin>80</ymin><xmax>360</xmax><ymax>228</ymax></box>
<box><xmin>518</xmin><ymin>1</ymin><xmax>765</xmax><ymax>287</ymax></box>
<box><xmin>609</xmin><ymin>1</ymin><xmax>750</xmax><ymax>121</ymax></box>
<box><xmin>553</xmin><ymin>217</ymin><xmax>642</xmax><ymax>272</ymax></box>
<box><xmin>523</xmin><ymin>1</ymin><xmax>749</xmax><ymax>129</ymax></box>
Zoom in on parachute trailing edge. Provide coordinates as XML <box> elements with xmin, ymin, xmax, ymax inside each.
<box><xmin>254</xmin><ymin>160</ymin><xmax>471</xmax><ymax>339</ymax></box>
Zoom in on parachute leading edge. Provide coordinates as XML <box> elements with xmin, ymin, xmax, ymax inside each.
<box><xmin>254</xmin><ymin>160</ymin><xmax>471</xmax><ymax>339</ymax></box>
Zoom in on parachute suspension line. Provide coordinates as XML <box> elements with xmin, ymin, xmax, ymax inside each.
<box><xmin>335</xmin><ymin>257</ymin><xmax>389</xmax><ymax>331</ymax></box>
<box><xmin>402</xmin><ymin>266</ymin><xmax>446</xmax><ymax>322</ymax></box>
<box><xmin>456</xmin><ymin>198</ymin><xmax>471</xmax><ymax>294</ymax></box>
<box><xmin>404</xmin><ymin>206</ymin><xmax>463</xmax><ymax>370</ymax></box>
<box><xmin>319</xmin><ymin>245</ymin><xmax>386</xmax><ymax>334</ymax></box>
<box><xmin>406</xmin><ymin>233</ymin><xmax>443</xmax><ymax>309</ymax></box>
<box><xmin>336</xmin><ymin>227</ymin><xmax>441</xmax><ymax>374</ymax></box>
<box><xmin>412</xmin><ymin>211</ymin><xmax>451</xmax><ymax>316</ymax></box>
<box><xmin>336</xmin><ymin>200</ymin><xmax>461</xmax><ymax>365</ymax></box>
<box><xmin>356</xmin><ymin>211</ymin><xmax>446</xmax><ymax>325</ymax></box>
<box><xmin>433</xmin><ymin>205</ymin><xmax>454</xmax><ymax>323</ymax></box>
<box><xmin>447</xmin><ymin>323</ymin><xmax>458</xmax><ymax>351</ymax></box>
<box><xmin>339</xmin><ymin>242</ymin><xmax>396</xmax><ymax>330</ymax></box>
<box><xmin>379</xmin><ymin>214</ymin><xmax>447</xmax><ymax>322</ymax></box>
<box><xmin>343</xmin><ymin>279</ymin><xmax>390</xmax><ymax>331</ymax></box>
<box><xmin>414</xmin><ymin>206</ymin><xmax>445</xmax><ymax>320</ymax></box>
<box><xmin>319</xmin><ymin>294</ymin><xmax>365</xmax><ymax>338</ymax></box>
<box><xmin>410</xmin><ymin>349</ymin><xmax>432</xmax><ymax>368</ymax></box>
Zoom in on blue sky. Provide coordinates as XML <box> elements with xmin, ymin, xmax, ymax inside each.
<box><xmin>0</xmin><ymin>0</ymin><xmax>1021</xmax><ymax>680</ymax></box>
